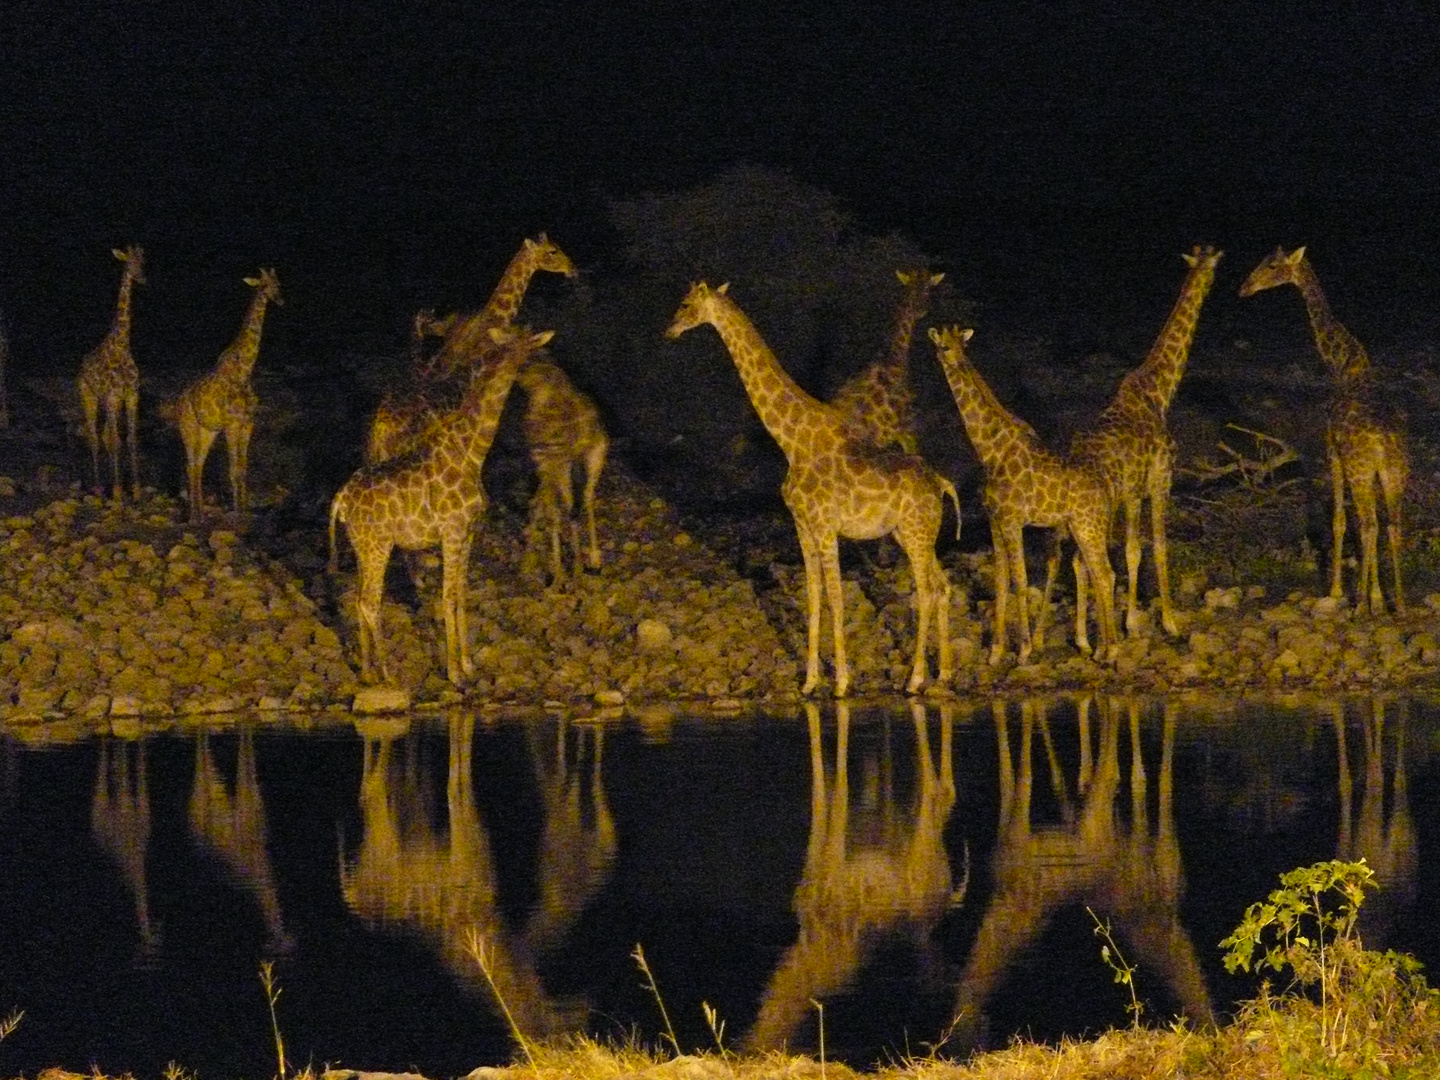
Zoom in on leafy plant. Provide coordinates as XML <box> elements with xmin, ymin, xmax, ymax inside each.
<box><xmin>1220</xmin><ymin>858</ymin><xmax>1438</xmax><ymax>1072</ymax></box>
<box><xmin>1088</xmin><ymin>906</ymin><xmax>1143</xmax><ymax>1028</ymax></box>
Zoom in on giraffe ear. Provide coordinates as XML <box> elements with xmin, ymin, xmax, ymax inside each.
<box><xmin>1182</xmin><ymin>251</ymin><xmax>1198</xmax><ymax>268</ymax></box>
<box><xmin>244</xmin><ymin>276</ymin><xmax>260</xmax><ymax>287</ymax></box>
<box><xmin>717</xmin><ymin>282</ymin><xmax>730</xmax><ymax>295</ymax></box>
<box><xmin>1289</xmin><ymin>246</ymin><xmax>1306</xmax><ymax>264</ymax></box>
<box><xmin>928</xmin><ymin>326</ymin><xmax>943</xmax><ymax>344</ymax></box>
<box><xmin>896</xmin><ymin>269</ymin><xmax>913</xmax><ymax>285</ymax></box>
<box><xmin>532</xmin><ymin>329</ymin><xmax>556</xmax><ymax>347</ymax></box>
<box><xmin>930</xmin><ymin>272</ymin><xmax>945</xmax><ymax>286</ymax></box>
<box><xmin>112</xmin><ymin>248</ymin><xmax>127</xmax><ymax>261</ymax></box>
<box><xmin>961</xmin><ymin>328</ymin><xmax>974</xmax><ymax>343</ymax></box>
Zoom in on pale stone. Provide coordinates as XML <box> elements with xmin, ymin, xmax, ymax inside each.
<box><xmin>352</xmin><ymin>685</ymin><xmax>412</xmax><ymax>714</ymax></box>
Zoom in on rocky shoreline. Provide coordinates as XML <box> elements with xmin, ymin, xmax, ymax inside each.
<box><xmin>3</xmin><ymin>459</ymin><xmax>1440</xmax><ymax>735</ymax></box>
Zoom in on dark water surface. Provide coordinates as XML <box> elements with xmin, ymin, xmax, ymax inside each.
<box><xmin>3</xmin><ymin>695</ymin><xmax>1437</xmax><ymax>1077</ymax></box>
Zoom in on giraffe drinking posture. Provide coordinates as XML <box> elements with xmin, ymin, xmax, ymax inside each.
<box><xmin>77</xmin><ymin>244</ymin><xmax>146</xmax><ymax>501</ymax></box>
<box><xmin>171</xmin><ymin>268</ymin><xmax>284</xmax><ymax>520</ymax></box>
<box><xmin>929</xmin><ymin>326</ymin><xmax>1117</xmax><ymax>664</ymax></box>
<box><xmin>514</xmin><ymin>354</ymin><xmax>609</xmax><ymax>581</ymax></box>
<box><xmin>1047</xmin><ymin>246</ymin><xmax>1222</xmax><ymax>638</ymax></box>
<box><xmin>830</xmin><ymin>267</ymin><xmax>944</xmax><ymax>454</ymax></box>
<box><xmin>329</xmin><ymin>326</ymin><xmax>554</xmax><ymax>685</ymax></box>
<box><xmin>366</xmin><ymin>234</ymin><xmax>576</xmax><ymax>465</ymax></box>
<box><xmin>667</xmin><ymin>282</ymin><xmax>955</xmax><ymax>697</ymax></box>
<box><xmin>1240</xmin><ymin>246</ymin><xmax>1409</xmax><ymax>613</ymax></box>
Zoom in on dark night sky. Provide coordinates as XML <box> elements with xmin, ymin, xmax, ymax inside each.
<box><xmin>4</xmin><ymin>1</ymin><xmax>1440</xmax><ymax>365</ymax></box>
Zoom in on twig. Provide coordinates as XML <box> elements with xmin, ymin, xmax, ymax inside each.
<box><xmin>1181</xmin><ymin>424</ymin><xmax>1299</xmax><ymax>488</ymax></box>
<box><xmin>632</xmin><ymin>943</ymin><xmax>681</xmax><ymax>1057</ymax></box>
<box><xmin>466</xmin><ymin>929</ymin><xmax>538</xmax><ymax>1069</ymax></box>
<box><xmin>259</xmin><ymin>961</ymin><xmax>289</xmax><ymax>1080</ymax></box>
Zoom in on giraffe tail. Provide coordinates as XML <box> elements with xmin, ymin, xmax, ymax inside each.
<box><xmin>327</xmin><ymin>488</ymin><xmax>347</xmax><ymax>574</ymax></box>
<box><xmin>939</xmin><ymin>476</ymin><xmax>961</xmax><ymax>540</ymax></box>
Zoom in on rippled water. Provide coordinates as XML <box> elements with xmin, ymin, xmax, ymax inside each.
<box><xmin>3</xmin><ymin>694</ymin><xmax>1436</xmax><ymax>1077</ymax></box>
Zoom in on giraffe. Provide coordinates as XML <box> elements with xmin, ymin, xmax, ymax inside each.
<box><xmin>329</xmin><ymin>326</ymin><xmax>553</xmax><ymax>685</ymax></box>
<box><xmin>409</xmin><ymin>307</ymin><xmax>458</xmax><ymax>380</ymax></box>
<box><xmin>1239</xmin><ymin>246</ymin><xmax>1409</xmax><ymax>613</ymax></box>
<box><xmin>365</xmin><ymin>234</ymin><xmax>577</xmax><ymax>465</ymax></box>
<box><xmin>77</xmin><ymin>244</ymin><xmax>146</xmax><ymax>500</ymax></box>
<box><xmin>830</xmin><ymin>267</ymin><xmax>944</xmax><ymax>454</ymax></box>
<box><xmin>928</xmin><ymin>325</ymin><xmax>1117</xmax><ymax>664</ymax></box>
<box><xmin>667</xmin><ymin>281</ymin><xmax>956</xmax><ymax>696</ymax></box>
<box><xmin>1046</xmin><ymin>246</ymin><xmax>1222</xmax><ymax>638</ymax></box>
<box><xmin>515</xmin><ymin>353</ymin><xmax>609</xmax><ymax>581</ymax></box>
<box><xmin>170</xmin><ymin>267</ymin><xmax>283</xmax><ymax>520</ymax></box>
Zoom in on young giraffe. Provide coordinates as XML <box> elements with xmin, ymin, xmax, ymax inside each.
<box><xmin>329</xmin><ymin>326</ymin><xmax>554</xmax><ymax>685</ymax></box>
<box><xmin>77</xmin><ymin>244</ymin><xmax>146</xmax><ymax>501</ymax></box>
<box><xmin>1044</xmin><ymin>246</ymin><xmax>1222</xmax><ymax>638</ymax></box>
<box><xmin>171</xmin><ymin>267</ymin><xmax>284</xmax><ymax>520</ymax></box>
<box><xmin>1239</xmin><ymin>246</ymin><xmax>1409</xmax><ymax>613</ymax></box>
<box><xmin>928</xmin><ymin>325</ymin><xmax>1117</xmax><ymax>664</ymax></box>
<box><xmin>365</xmin><ymin>234</ymin><xmax>576</xmax><ymax>465</ymax></box>
<box><xmin>830</xmin><ymin>267</ymin><xmax>944</xmax><ymax>454</ymax></box>
<box><xmin>667</xmin><ymin>282</ymin><xmax>956</xmax><ymax>697</ymax></box>
<box><xmin>515</xmin><ymin>354</ymin><xmax>609</xmax><ymax>581</ymax></box>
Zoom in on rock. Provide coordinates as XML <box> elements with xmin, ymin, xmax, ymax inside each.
<box><xmin>636</xmin><ymin>617</ymin><xmax>673</xmax><ymax>654</ymax></box>
<box><xmin>352</xmin><ymin>685</ymin><xmax>412</xmax><ymax>714</ymax></box>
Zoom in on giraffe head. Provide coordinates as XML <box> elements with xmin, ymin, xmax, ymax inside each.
<box><xmin>113</xmin><ymin>244</ymin><xmax>147</xmax><ymax>286</ymax></box>
<box><xmin>1238</xmin><ymin>246</ymin><xmax>1305</xmax><ymax>297</ymax></box>
<box><xmin>1182</xmin><ymin>244</ymin><xmax>1223</xmax><ymax>277</ymax></box>
<box><xmin>898</xmin><ymin>268</ymin><xmax>945</xmax><ymax>289</ymax></box>
<box><xmin>413</xmin><ymin>307</ymin><xmax>457</xmax><ymax>339</ymax></box>
<box><xmin>244</xmin><ymin>266</ymin><xmax>284</xmax><ymax>306</ymax></box>
<box><xmin>524</xmin><ymin>233</ymin><xmax>579</xmax><ymax>279</ymax></box>
<box><xmin>927</xmin><ymin>325</ymin><xmax>975</xmax><ymax>371</ymax></box>
<box><xmin>665</xmin><ymin>281</ymin><xmax>730</xmax><ymax>339</ymax></box>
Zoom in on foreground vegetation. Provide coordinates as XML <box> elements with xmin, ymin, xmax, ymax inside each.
<box><xmin>4</xmin><ymin>859</ymin><xmax>1438</xmax><ymax>1080</ymax></box>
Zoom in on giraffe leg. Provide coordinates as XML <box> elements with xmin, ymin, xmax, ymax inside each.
<box><xmin>1381</xmin><ymin>459</ymin><xmax>1407</xmax><ymax>614</ymax></box>
<box><xmin>1328</xmin><ymin>444</ymin><xmax>1348</xmax><ymax>601</ymax></box>
<box><xmin>1350</xmin><ymin>472</ymin><xmax>1382</xmax><ymax>615</ymax></box>
<box><xmin>582</xmin><ymin>433</ymin><xmax>607</xmax><ymax>570</ymax></box>
<box><xmin>102</xmin><ymin>397</ymin><xmax>123</xmax><ymax>501</ymax></box>
<box><xmin>899</xmin><ymin>529</ymin><xmax>932</xmax><ymax>694</ymax></box>
<box><xmin>988</xmin><ymin>523</ymin><xmax>1011</xmax><ymax>665</ymax></box>
<box><xmin>124</xmin><ymin>389</ymin><xmax>141</xmax><ymax>501</ymax></box>
<box><xmin>1149</xmin><ymin>450</ymin><xmax>1178</xmax><ymax>635</ymax></box>
<box><xmin>1076</xmin><ymin>527</ymin><xmax>1118</xmax><ymax>662</ymax></box>
<box><xmin>1071</xmin><ymin>549</ymin><xmax>1092</xmax><ymax>655</ymax></box>
<box><xmin>535</xmin><ymin>459</ymin><xmax>565</xmax><ymax>583</ymax></box>
<box><xmin>818</xmin><ymin>535</ymin><xmax>849</xmax><ymax>697</ymax></box>
<box><xmin>1121</xmin><ymin>495</ymin><xmax>1143</xmax><ymax>636</ymax></box>
<box><xmin>555</xmin><ymin>462</ymin><xmax>584</xmax><ymax>578</ymax></box>
<box><xmin>355</xmin><ymin>540</ymin><xmax>394</xmax><ymax>683</ymax></box>
<box><xmin>79</xmin><ymin>382</ymin><xmax>103</xmax><ymax>491</ymax></box>
<box><xmin>439</xmin><ymin>531</ymin><xmax>472</xmax><ymax>685</ymax></box>
<box><xmin>1005</xmin><ymin>525</ymin><xmax>1034</xmax><ymax>662</ymax></box>
<box><xmin>1035</xmin><ymin>529</ymin><xmax>1063</xmax><ymax>651</ymax></box>
<box><xmin>183</xmin><ymin>416</ymin><xmax>220</xmax><ymax>523</ymax></box>
<box><xmin>227</xmin><ymin>417</ymin><xmax>254</xmax><ymax>514</ymax></box>
<box><xmin>795</xmin><ymin>528</ymin><xmax>826</xmax><ymax>695</ymax></box>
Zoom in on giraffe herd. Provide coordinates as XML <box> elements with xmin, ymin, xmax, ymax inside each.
<box><xmin>60</xmin><ymin>235</ymin><xmax>1412</xmax><ymax>695</ymax></box>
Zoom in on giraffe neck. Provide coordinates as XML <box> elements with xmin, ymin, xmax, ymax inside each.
<box><xmin>705</xmin><ymin>299</ymin><xmax>836</xmax><ymax>464</ymax></box>
<box><xmin>880</xmin><ymin>277</ymin><xmax>932</xmax><ymax>382</ymax></box>
<box><xmin>1293</xmin><ymin>258</ymin><xmax>1371</xmax><ymax>381</ymax></box>
<box><xmin>111</xmin><ymin>269</ymin><xmax>138</xmax><ymax>347</ymax></box>
<box><xmin>439</xmin><ymin>345</ymin><xmax>530</xmax><ymax>474</ymax></box>
<box><xmin>1124</xmin><ymin>260</ymin><xmax>1218</xmax><ymax>413</ymax></box>
<box><xmin>218</xmin><ymin>289</ymin><xmax>274</xmax><ymax>380</ymax></box>
<box><xmin>482</xmin><ymin>250</ymin><xmax>543</xmax><ymax>325</ymax></box>
<box><xmin>938</xmin><ymin>355</ymin><xmax>1038</xmax><ymax>471</ymax></box>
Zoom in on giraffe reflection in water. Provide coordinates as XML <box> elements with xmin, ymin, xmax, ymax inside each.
<box><xmin>952</xmin><ymin>696</ymin><xmax>1211</xmax><ymax>1050</ymax></box>
<box><xmin>188</xmin><ymin>728</ymin><xmax>293</xmax><ymax>955</ymax></box>
<box><xmin>745</xmin><ymin>701</ymin><xmax>964</xmax><ymax>1054</ymax></box>
<box><xmin>524</xmin><ymin>719</ymin><xmax>616</xmax><ymax>954</ymax></box>
<box><xmin>340</xmin><ymin>713</ymin><xmax>613</xmax><ymax>1039</ymax></box>
<box><xmin>1334</xmin><ymin>696</ymin><xmax>1416</xmax><ymax>946</ymax></box>
<box><xmin>91</xmin><ymin>737</ymin><xmax>160</xmax><ymax>957</ymax></box>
